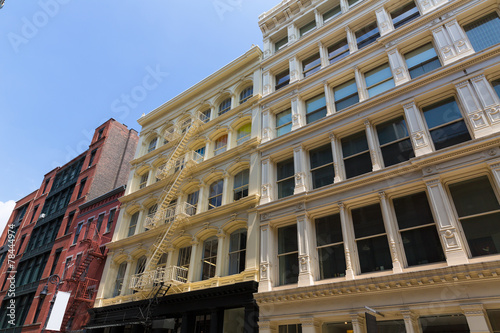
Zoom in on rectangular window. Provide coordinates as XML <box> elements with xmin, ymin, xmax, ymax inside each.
<box><xmin>236</xmin><ymin>124</ymin><xmax>251</xmax><ymax>145</ymax></box>
<box><xmin>341</xmin><ymin>131</ymin><xmax>372</xmax><ymax>179</ymax></box>
<box><xmin>106</xmin><ymin>209</ymin><xmax>116</xmax><ymax>233</ymax></box>
<box><xmin>316</xmin><ymin>214</ymin><xmax>346</xmax><ymax>279</ymax></box>
<box><xmin>275</xmin><ymin>36</ymin><xmax>288</xmax><ymax>52</ymax></box>
<box><xmin>348</xmin><ymin>0</ymin><xmax>359</xmax><ymax>6</ymax></box>
<box><xmin>147</xmin><ymin>138</ymin><xmax>157</xmax><ymax>153</ymax></box>
<box><xmin>201</xmin><ymin>109</ymin><xmax>211</xmax><ymax>123</ymax></box>
<box><xmin>376</xmin><ymin>116</ymin><xmax>414</xmax><ymax>167</ymax></box>
<box><xmin>276</xmin><ymin>109</ymin><xmax>292</xmax><ymax>137</ymax></box>
<box><xmin>88</xmin><ymin>149</ymin><xmax>97</xmax><ymax>167</ymax></box>
<box><xmin>333</xmin><ymin>79</ymin><xmax>359</xmax><ymax>111</ymax></box>
<box><xmin>16</xmin><ymin>235</ymin><xmax>26</xmax><ymax>255</ymax></box>
<box><xmin>323</xmin><ymin>5</ymin><xmax>341</xmax><ymax>22</ymax></box>
<box><xmin>493</xmin><ymin>79</ymin><xmax>500</xmax><ymax>98</ymax></box>
<box><xmin>186</xmin><ymin>191</ymin><xmax>199</xmax><ymax>216</ymax></box>
<box><xmin>208</xmin><ymin>180</ymin><xmax>224</xmax><ymax>210</ymax></box>
<box><xmin>464</xmin><ymin>13</ymin><xmax>500</xmax><ymax>52</ymax></box>
<box><xmin>277</xmin><ymin>158</ymin><xmax>295</xmax><ymax>199</ymax></box>
<box><xmin>201</xmin><ymin>237</ymin><xmax>218</xmax><ymax>280</ymax></box>
<box><xmin>355</xmin><ymin>22</ymin><xmax>380</xmax><ymax>49</ymax></box>
<box><xmin>305</xmin><ymin>94</ymin><xmax>327</xmax><ymax>123</ymax></box>
<box><xmin>391</xmin><ymin>1</ymin><xmax>420</xmax><ymax>29</ymax></box>
<box><xmin>449</xmin><ymin>176</ymin><xmax>500</xmax><ymax>257</ymax></box>
<box><xmin>128</xmin><ymin>213</ymin><xmax>139</xmax><ymax>237</ymax></box>
<box><xmin>352</xmin><ymin>204</ymin><xmax>392</xmax><ymax>273</ymax></box>
<box><xmin>177</xmin><ymin>246</ymin><xmax>192</xmax><ymax>270</ymax></box>
<box><xmin>228</xmin><ymin>229</ymin><xmax>247</xmax><ymax>275</ymax></box>
<box><xmin>405</xmin><ymin>43</ymin><xmax>441</xmax><ymax>79</ymax></box>
<box><xmin>49</xmin><ymin>248</ymin><xmax>62</xmax><ymax>276</ymax></box>
<box><xmin>233</xmin><ymin>170</ymin><xmax>249</xmax><ymax>201</ymax></box>
<box><xmin>43</xmin><ymin>178</ymin><xmax>51</xmax><ymax>193</ymax></box>
<box><xmin>365</xmin><ymin>63</ymin><xmax>395</xmax><ymax>97</ymax></box>
<box><xmin>419</xmin><ymin>314</ymin><xmax>469</xmax><ymax>333</ymax></box>
<box><xmin>309</xmin><ymin>144</ymin><xmax>334</xmax><ymax>189</ymax></box>
<box><xmin>30</xmin><ymin>205</ymin><xmax>39</xmax><ymax>223</ymax></box>
<box><xmin>393</xmin><ymin>192</ymin><xmax>445</xmax><ymax>266</ymax></box>
<box><xmin>328</xmin><ymin>38</ymin><xmax>350</xmax><ymax>64</ymax></box>
<box><xmin>214</xmin><ymin>135</ymin><xmax>228</xmax><ymax>156</ymax></box>
<box><xmin>139</xmin><ymin>174</ymin><xmax>148</xmax><ymax>189</ymax></box>
<box><xmin>73</xmin><ymin>222</ymin><xmax>83</xmax><ymax>245</ymax></box>
<box><xmin>77</xmin><ymin>178</ymin><xmax>86</xmax><ymax>199</ymax></box>
<box><xmin>97</xmin><ymin>128</ymin><xmax>104</xmax><ymax>140</ymax></box>
<box><xmin>65</xmin><ymin>212</ymin><xmax>75</xmax><ymax>235</ymax></box>
<box><xmin>194</xmin><ymin>147</ymin><xmax>205</xmax><ymax>163</ymax></box>
<box><xmin>113</xmin><ymin>262</ymin><xmax>127</xmax><ymax>297</ymax></box>
<box><xmin>278</xmin><ymin>225</ymin><xmax>299</xmax><ymax>285</ymax></box>
<box><xmin>422</xmin><ymin>97</ymin><xmax>471</xmax><ymax>150</ymax></box>
<box><xmin>300</xmin><ymin>20</ymin><xmax>316</xmax><ymax>36</ymax></box>
<box><xmin>302</xmin><ymin>53</ymin><xmax>321</xmax><ymax>78</ymax></box>
<box><xmin>96</xmin><ymin>214</ymin><xmax>105</xmax><ymax>234</ymax></box>
<box><xmin>275</xmin><ymin>70</ymin><xmax>290</xmax><ymax>91</ymax></box>
<box><xmin>219</xmin><ymin>99</ymin><xmax>231</xmax><ymax>116</ymax></box>
<box><xmin>279</xmin><ymin>324</ymin><xmax>302</xmax><ymax>333</ymax></box>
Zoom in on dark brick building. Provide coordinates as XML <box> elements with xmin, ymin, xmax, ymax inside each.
<box><xmin>0</xmin><ymin>119</ymin><xmax>138</xmax><ymax>333</ymax></box>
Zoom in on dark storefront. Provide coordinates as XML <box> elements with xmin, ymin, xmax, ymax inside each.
<box><xmin>87</xmin><ymin>281</ymin><xmax>258</xmax><ymax>333</ymax></box>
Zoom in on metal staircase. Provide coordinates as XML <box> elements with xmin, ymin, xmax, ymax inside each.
<box><xmin>132</xmin><ymin>111</ymin><xmax>207</xmax><ymax>293</ymax></box>
<box><xmin>61</xmin><ymin>221</ymin><xmax>110</xmax><ymax>331</ymax></box>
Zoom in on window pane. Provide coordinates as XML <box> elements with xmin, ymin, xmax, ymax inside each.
<box><xmin>323</xmin><ymin>5</ymin><xmax>341</xmax><ymax>21</ymax></box>
<box><xmin>464</xmin><ymin>12</ymin><xmax>500</xmax><ymax>52</ymax></box>
<box><xmin>276</xmin><ymin>109</ymin><xmax>292</xmax><ymax>127</ymax></box>
<box><xmin>303</xmin><ymin>54</ymin><xmax>321</xmax><ymax>73</ymax></box>
<box><xmin>357</xmin><ymin>235</ymin><xmax>393</xmax><ymax>273</ymax></box>
<box><xmin>276</xmin><ymin>70</ymin><xmax>290</xmax><ymax>90</ymax></box>
<box><xmin>306</xmin><ymin>94</ymin><xmax>326</xmax><ymax>114</ymax></box>
<box><xmin>344</xmin><ymin>152</ymin><xmax>372</xmax><ymax>178</ymax></box>
<box><xmin>310</xmin><ymin>144</ymin><xmax>335</xmax><ymax>188</ymax></box>
<box><xmin>393</xmin><ymin>192</ymin><xmax>434</xmax><ymax>229</ymax></box>
<box><xmin>365</xmin><ymin>63</ymin><xmax>393</xmax><ymax>87</ymax></box>
<box><xmin>449</xmin><ymin>176</ymin><xmax>500</xmax><ymax>217</ymax></box>
<box><xmin>402</xmin><ymin>226</ymin><xmax>445</xmax><ymax>266</ymax></box>
<box><xmin>405</xmin><ymin>43</ymin><xmax>441</xmax><ymax>79</ymax></box>
<box><xmin>328</xmin><ymin>39</ymin><xmax>350</xmax><ymax>64</ymax></box>
<box><xmin>391</xmin><ymin>1</ymin><xmax>420</xmax><ymax>29</ymax></box>
<box><xmin>279</xmin><ymin>253</ymin><xmax>299</xmax><ymax>285</ymax></box>
<box><xmin>277</xmin><ymin>123</ymin><xmax>293</xmax><ymax>137</ymax></box>
<box><xmin>335</xmin><ymin>94</ymin><xmax>360</xmax><ymax>111</ymax></box>
<box><xmin>341</xmin><ymin>131</ymin><xmax>369</xmax><ymax>158</ymax></box>
<box><xmin>352</xmin><ymin>204</ymin><xmax>386</xmax><ymax>239</ymax></box>
<box><xmin>419</xmin><ymin>314</ymin><xmax>469</xmax><ymax>333</ymax></box>
<box><xmin>423</xmin><ymin>98</ymin><xmax>463</xmax><ymax>129</ymax></box>
<box><xmin>310</xmin><ymin>145</ymin><xmax>333</xmax><ymax>169</ymax></box>
<box><xmin>312</xmin><ymin>165</ymin><xmax>335</xmax><ymax>188</ymax></box>
<box><xmin>381</xmin><ymin>139</ymin><xmax>414</xmax><ymax>166</ymax></box>
<box><xmin>300</xmin><ymin>20</ymin><xmax>316</xmax><ymax>36</ymax></box>
<box><xmin>278</xmin><ymin>178</ymin><xmax>295</xmax><ymax>198</ymax></box>
<box><xmin>368</xmin><ymin>79</ymin><xmax>395</xmax><ymax>97</ymax></box>
<box><xmin>318</xmin><ymin>245</ymin><xmax>346</xmax><ymax>279</ymax></box>
<box><xmin>355</xmin><ymin>22</ymin><xmax>380</xmax><ymax>49</ymax></box>
<box><xmin>277</xmin><ymin>158</ymin><xmax>294</xmax><ymax>180</ymax></box>
<box><xmin>316</xmin><ymin>214</ymin><xmax>343</xmax><ymax>246</ymax></box>
<box><xmin>430</xmin><ymin>120</ymin><xmax>471</xmax><ymax>150</ymax></box>
<box><xmin>275</xmin><ymin>36</ymin><xmax>288</xmax><ymax>52</ymax></box>
<box><xmin>278</xmin><ymin>225</ymin><xmax>298</xmax><ymax>254</ymax></box>
<box><xmin>334</xmin><ymin>79</ymin><xmax>358</xmax><ymax>101</ymax></box>
<box><xmin>493</xmin><ymin>79</ymin><xmax>500</xmax><ymax>98</ymax></box>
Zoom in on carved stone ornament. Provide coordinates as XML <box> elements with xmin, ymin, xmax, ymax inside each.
<box><xmin>299</xmin><ymin>255</ymin><xmax>310</xmax><ymax>273</ymax></box>
<box><xmin>443</xmin><ymin>229</ymin><xmax>459</xmax><ymax>249</ymax></box>
<box><xmin>260</xmin><ymin>263</ymin><xmax>269</xmax><ymax>280</ymax></box>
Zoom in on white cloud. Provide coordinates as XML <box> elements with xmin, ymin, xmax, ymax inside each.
<box><xmin>0</xmin><ymin>201</ymin><xmax>16</xmax><ymax>234</ymax></box>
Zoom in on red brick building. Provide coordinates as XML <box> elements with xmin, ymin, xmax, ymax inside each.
<box><xmin>0</xmin><ymin>119</ymin><xmax>138</xmax><ymax>333</ymax></box>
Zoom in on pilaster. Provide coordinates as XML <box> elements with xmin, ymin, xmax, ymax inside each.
<box><xmin>403</xmin><ymin>101</ymin><xmax>433</xmax><ymax>156</ymax></box>
<box><xmin>293</xmin><ymin>145</ymin><xmax>308</xmax><ymax>194</ymax></box>
<box><xmin>297</xmin><ymin>213</ymin><xmax>314</xmax><ymax>287</ymax></box>
<box><xmin>461</xmin><ymin>304</ymin><xmax>492</xmax><ymax>333</ymax></box>
<box><xmin>375</xmin><ymin>6</ymin><xmax>394</xmax><ymax>36</ymax></box>
<box><xmin>379</xmin><ymin>192</ymin><xmax>404</xmax><ymax>273</ymax></box>
<box><xmin>364</xmin><ymin>120</ymin><xmax>383</xmax><ymax>171</ymax></box>
<box><xmin>339</xmin><ymin>202</ymin><xmax>355</xmax><ymax>280</ymax></box>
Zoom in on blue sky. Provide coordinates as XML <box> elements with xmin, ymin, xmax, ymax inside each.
<box><xmin>0</xmin><ymin>0</ymin><xmax>272</xmax><ymax>229</ymax></box>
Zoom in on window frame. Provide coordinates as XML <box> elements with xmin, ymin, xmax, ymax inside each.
<box><xmin>275</xmin><ymin>69</ymin><xmax>290</xmax><ymax>91</ymax></box>
<box><xmin>364</xmin><ymin>63</ymin><xmax>395</xmax><ymax>98</ymax></box>
<box><xmin>375</xmin><ymin>116</ymin><xmax>415</xmax><ymax>167</ymax></box>
<box><xmin>275</xmin><ymin>36</ymin><xmax>289</xmax><ymax>52</ymax></box>
<box><xmin>147</xmin><ymin>137</ymin><xmax>157</xmax><ymax>153</ymax></box>
<box><xmin>276</xmin><ymin>108</ymin><xmax>293</xmax><ymax>137</ymax></box>
<box><xmin>73</xmin><ymin>222</ymin><xmax>83</xmax><ymax>245</ymax></box>
<box><xmin>208</xmin><ymin>179</ymin><xmax>224</xmax><ymax>210</ymax></box>
<box><xmin>302</xmin><ymin>53</ymin><xmax>322</xmax><ymax>78</ymax></box>
<box><xmin>106</xmin><ymin>208</ymin><xmax>116</xmax><ymax>233</ymax></box>
<box><xmin>233</xmin><ymin>169</ymin><xmax>249</xmax><ymax>201</ymax></box>
<box><xmin>355</xmin><ymin>21</ymin><xmax>380</xmax><ymax>49</ymax></box>
<box><xmin>323</xmin><ymin>4</ymin><xmax>341</xmax><ymax>22</ymax></box>
<box><xmin>139</xmin><ymin>173</ymin><xmax>148</xmax><ymax>189</ymax></box>
<box><xmin>201</xmin><ymin>236</ymin><xmax>218</xmax><ymax>280</ymax></box>
<box><xmin>305</xmin><ymin>93</ymin><xmax>327</xmax><ymax>124</ymax></box>
<box><xmin>299</xmin><ymin>20</ymin><xmax>316</xmax><ymax>37</ymax></box>
<box><xmin>277</xmin><ymin>158</ymin><xmax>295</xmax><ymax>199</ymax></box>
<box><xmin>333</xmin><ymin>79</ymin><xmax>359</xmax><ymax>112</ymax></box>
<box><xmin>213</xmin><ymin>134</ymin><xmax>228</xmax><ymax>156</ymax></box>
<box><xmin>341</xmin><ymin>130</ymin><xmax>373</xmax><ymax>179</ymax></box>
<box><xmin>218</xmin><ymin>98</ymin><xmax>232</xmax><ymax>116</ymax></box>
<box><xmin>228</xmin><ymin>228</ymin><xmax>247</xmax><ymax>275</ymax></box>
<box><xmin>239</xmin><ymin>86</ymin><xmax>253</xmax><ymax>104</ymax></box>
<box><xmin>309</xmin><ymin>144</ymin><xmax>335</xmax><ymax>189</ymax></box>
<box><xmin>128</xmin><ymin>212</ymin><xmax>139</xmax><ymax>237</ymax></box>
<box><xmin>236</xmin><ymin>123</ymin><xmax>251</xmax><ymax>145</ymax></box>
<box><xmin>404</xmin><ymin>42</ymin><xmax>441</xmax><ymax>79</ymax></box>
<box><xmin>277</xmin><ymin>224</ymin><xmax>299</xmax><ymax>285</ymax></box>
<box><xmin>390</xmin><ymin>1</ymin><xmax>420</xmax><ymax>29</ymax></box>
<box><xmin>315</xmin><ymin>214</ymin><xmax>346</xmax><ymax>279</ymax></box>
<box><xmin>327</xmin><ymin>38</ymin><xmax>350</xmax><ymax>64</ymax></box>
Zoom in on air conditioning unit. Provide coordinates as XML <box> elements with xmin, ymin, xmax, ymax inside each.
<box><xmin>39</xmin><ymin>213</ymin><xmax>46</xmax><ymax>219</ymax></box>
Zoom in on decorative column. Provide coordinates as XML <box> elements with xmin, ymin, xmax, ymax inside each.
<box><xmin>455</xmin><ymin>78</ymin><xmax>490</xmax><ymax>138</ymax></box>
<box><xmin>375</xmin><ymin>6</ymin><xmax>394</xmax><ymax>36</ymax></box>
<box><xmin>345</xmin><ymin>26</ymin><xmax>358</xmax><ymax>53</ymax></box>
<box><xmin>355</xmin><ymin>67</ymin><xmax>368</xmax><ymax>101</ymax></box>
<box><xmin>401</xmin><ymin>309</ymin><xmax>422</xmax><ymax>333</ymax></box>
<box><xmin>263</xmin><ymin>37</ymin><xmax>272</xmax><ymax>59</ymax></box>
<box><xmin>364</xmin><ymin>120</ymin><xmax>383</xmax><ymax>171</ymax></box>
<box><xmin>324</xmin><ymin>82</ymin><xmax>335</xmax><ymax>115</ymax></box>
<box><xmin>297</xmin><ymin>213</ymin><xmax>314</xmax><ymax>287</ymax></box>
<box><xmin>259</xmin><ymin>223</ymin><xmax>273</xmax><ymax>292</ymax></box>
<box><xmin>215</xmin><ymin>229</ymin><xmax>226</xmax><ymax>277</ymax></box>
<box><xmin>227</xmin><ymin>128</ymin><xmax>235</xmax><ymax>150</ymax></box>
<box><xmin>301</xmin><ymin>317</ymin><xmax>321</xmax><ymax>333</ymax></box>
<box><xmin>339</xmin><ymin>203</ymin><xmax>355</xmax><ymax>280</ymax></box>
<box><xmin>330</xmin><ymin>133</ymin><xmax>345</xmax><ymax>182</ymax></box>
<box><xmin>222</xmin><ymin>172</ymin><xmax>232</xmax><ymax>205</ymax></box>
<box><xmin>315</xmin><ymin>9</ymin><xmax>323</xmax><ymax>29</ymax></box>
<box><xmin>340</xmin><ymin>0</ymin><xmax>349</xmax><ymax>13</ymax></box>
<box><xmin>261</xmin><ymin>157</ymin><xmax>272</xmax><ymax>204</ymax></box>
<box><xmin>432</xmin><ymin>21</ymin><xmax>474</xmax><ymax>65</ymax></box>
<box><xmin>245</xmin><ymin>211</ymin><xmax>259</xmax><ymax>273</ymax></box>
<box><xmin>471</xmin><ymin>74</ymin><xmax>500</xmax><ymax>133</ymax></box>
<box><xmin>248</xmin><ymin>152</ymin><xmax>261</xmax><ymax>196</ymax></box>
<box><xmin>288</xmin><ymin>24</ymin><xmax>298</xmax><ymax>45</ymax></box>
<box><xmin>293</xmin><ymin>145</ymin><xmax>308</xmax><ymax>194</ymax></box>
<box><xmin>204</xmin><ymin>140</ymin><xmax>213</xmax><ymax>160</ymax></box>
<box><xmin>259</xmin><ymin>320</ymin><xmax>277</xmax><ymax>333</ymax></box>
<box><xmin>291</xmin><ymin>96</ymin><xmax>304</xmax><ymax>131</ymax></box>
<box><xmin>197</xmin><ymin>182</ymin><xmax>207</xmax><ymax>214</ymax></box>
<box><xmin>262</xmin><ymin>108</ymin><xmax>272</xmax><ymax>143</ymax></box>
<box><xmin>263</xmin><ymin>70</ymin><xmax>271</xmax><ymax>96</ymax></box>
<box><xmin>351</xmin><ymin>314</ymin><xmax>366</xmax><ymax>333</ymax></box>
<box><xmin>489</xmin><ymin>160</ymin><xmax>500</xmax><ymax>190</ymax></box>
<box><xmin>136</xmin><ymin>208</ymin><xmax>146</xmax><ymax>234</ymax></box>
<box><xmin>461</xmin><ymin>304</ymin><xmax>492</xmax><ymax>333</ymax></box>
<box><xmin>379</xmin><ymin>192</ymin><xmax>404</xmax><ymax>273</ymax></box>
<box><xmin>289</xmin><ymin>56</ymin><xmax>300</xmax><ymax>83</ymax></box>
<box><xmin>121</xmin><ymin>257</ymin><xmax>134</xmax><ymax>296</ymax></box>
<box><xmin>425</xmin><ymin>177</ymin><xmax>469</xmax><ymax>265</ymax></box>
<box><xmin>318</xmin><ymin>41</ymin><xmax>329</xmax><ymax>69</ymax></box>
<box><xmin>403</xmin><ymin>101</ymin><xmax>433</xmax><ymax>156</ymax></box>
<box><xmin>387</xmin><ymin>47</ymin><xmax>411</xmax><ymax>86</ymax></box>
<box><xmin>187</xmin><ymin>238</ymin><xmax>199</xmax><ymax>283</ymax></box>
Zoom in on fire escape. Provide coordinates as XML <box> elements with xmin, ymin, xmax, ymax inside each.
<box><xmin>130</xmin><ymin>111</ymin><xmax>208</xmax><ymax>296</ymax></box>
<box><xmin>61</xmin><ymin>221</ymin><xmax>110</xmax><ymax>331</ymax></box>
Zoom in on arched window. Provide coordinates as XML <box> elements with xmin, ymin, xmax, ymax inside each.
<box><xmin>219</xmin><ymin>98</ymin><xmax>231</xmax><ymax>116</ymax></box>
<box><xmin>135</xmin><ymin>256</ymin><xmax>147</xmax><ymax>275</ymax></box>
<box><xmin>228</xmin><ymin>229</ymin><xmax>247</xmax><ymax>275</ymax></box>
<box><xmin>128</xmin><ymin>212</ymin><xmax>139</xmax><ymax>237</ymax></box>
<box><xmin>208</xmin><ymin>180</ymin><xmax>224</xmax><ymax>210</ymax></box>
<box><xmin>233</xmin><ymin>170</ymin><xmax>249</xmax><ymax>201</ymax></box>
<box><xmin>139</xmin><ymin>173</ymin><xmax>148</xmax><ymax>189</ymax></box>
<box><xmin>148</xmin><ymin>137</ymin><xmax>157</xmax><ymax>153</ymax></box>
<box><xmin>214</xmin><ymin>135</ymin><xmax>228</xmax><ymax>156</ymax></box>
<box><xmin>202</xmin><ymin>236</ymin><xmax>218</xmax><ymax>280</ymax></box>
<box><xmin>113</xmin><ymin>261</ymin><xmax>127</xmax><ymax>297</ymax></box>
<box><xmin>236</xmin><ymin>124</ymin><xmax>251</xmax><ymax>145</ymax></box>
<box><xmin>239</xmin><ymin>86</ymin><xmax>253</xmax><ymax>104</ymax></box>
<box><xmin>157</xmin><ymin>253</ymin><xmax>168</xmax><ymax>268</ymax></box>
